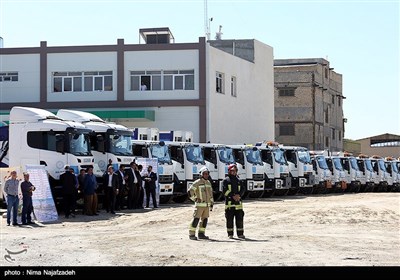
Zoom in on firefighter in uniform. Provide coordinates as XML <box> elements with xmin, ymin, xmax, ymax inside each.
<box><xmin>188</xmin><ymin>166</ymin><xmax>214</xmax><ymax>240</ymax></box>
<box><xmin>223</xmin><ymin>163</ymin><xmax>245</xmax><ymax>239</ymax></box>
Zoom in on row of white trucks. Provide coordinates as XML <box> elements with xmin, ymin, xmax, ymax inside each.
<box><xmin>1</xmin><ymin>106</ymin><xmax>399</xmax><ymax>209</ymax></box>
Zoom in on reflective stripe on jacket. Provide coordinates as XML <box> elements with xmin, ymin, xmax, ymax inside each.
<box><xmin>188</xmin><ymin>178</ymin><xmax>214</xmax><ymax>207</ymax></box>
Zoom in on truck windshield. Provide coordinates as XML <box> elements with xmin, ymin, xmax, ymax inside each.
<box><xmin>364</xmin><ymin>159</ymin><xmax>374</xmax><ymax>172</ymax></box>
<box><xmin>185</xmin><ymin>145</ymin><xmax>204</xmax><ymax>164</ymax></box>
<box><xmin>150</xmin><ymin>144</ymin><xmax>172</xmax><ymax>164</ymax></box>
<box><xmin>392</xmin><ymin>162</ymin><xmax>399</xmax><ymax>173</ymax></box>
<box><xmin>245</xmin><ymin>148</ymin><xmax>263</xmax><ymax>165</ymax></box>
<box><xmin>349</xmin><ymin>158</ymin><xmax>360</xmax><ymax>171</ymax></box>
<box><xmin>218</xmin><ymin>147</ymin><xmax>236</xmax><ymax>164</ymax></box>
<box><xmin>69</xmin><ymin>133</ymin><xmax>91</xmax><ymax>156</ymax></box>
<box><xmin>108</xmin><ymin>134</ymin><xmax>133</xmax><ymax>156</ymax></box>
<box><xmin>316</xmin><ymin>156</ymin><xmax>329</xmax><ymax>169</ymax></box>
<box><xmin>273</xmin><ymin>148</ymin><xmax>286</xmax><ymax>165</ymax></box>
<box><xmin>333</xmin><ymin>158</ymin><xmax>343</xmax><ymax>171</ymax></box>
<box><xmin>378</xmin><ymin>160</ymin><xmax>387</xmax><ymax>172</ymax></box>
<box><xmin>298</xmin><ymin>150</ymin><xmax>311</xmax><ymax>164</ymax></box>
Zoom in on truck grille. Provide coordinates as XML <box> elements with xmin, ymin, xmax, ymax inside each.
<box><xmin>252</xmin><ymin>174</ymin><xmax>264</xmax><ymax>180</ymax></box>
<box><xmin>158</xmin><ymin>175</ymin><xmax>173</xmax><ymax>183</ymax></box>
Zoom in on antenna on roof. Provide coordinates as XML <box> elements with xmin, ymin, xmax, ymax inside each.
<box><xmin>204</xmin><ymin>0</ymin><xmax>213</xmax><ymax>40</ymax></box>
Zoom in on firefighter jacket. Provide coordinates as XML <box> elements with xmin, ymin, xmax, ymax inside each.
<box><xmin>188</xmin><ymin>178</ymin><xmax>214</xmax><ymax>207</ymax></box>
<box><xmin>222</xmin><ymin>175</ymin><xmax>245</xmax><ymax>210</ymax></box>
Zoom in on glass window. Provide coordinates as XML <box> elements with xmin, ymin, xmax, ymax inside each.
<box><xmin>174</xmin><ymin>75</ymin><xmax>184</xmax><ymax>90</ymax></box>
<box><xmin>94</xmin><ymin>76</ymin><xmax>103</xmax><ymax>91</ymax></box>
<box><xmin>104</xmin><ymin>76</ymin><xmax>113</xmax><ymax>91</ymax></box>
<box><xmin>131</xmin><ymin>76</ymin><xmax>140</xmax><ymax>91</ymax></box>
<box><xmin>278</xmin><ymin>88</ymin><xmax>295</xmax><ymax>96</ymax></box>
<box><xmin>216</xmin><ymin>72</ymin><xmax>224</xmax><ymax>93</ymax></box>
<box><xmin>64</xmin><ymin>77</ymin><xmax>72</xmax><ymax>92</ymax></box>
<box><xmin>152</xmin><ymin>75</ymin><xmax>162</xmax><ymax>90</ymax></box>
<box><xmin>54</xmin><ymin>77</ymin><xmax>62</xmax><ymax>92</ymax></box>
<box><xmin>280</xmin><ymin>124</ymin><xmax>295</xmax><ymax>136</ymax></box>
<box><xmin>231</xmin><ymin>76</ymin><xmax>237</xmax><ymax>97</ymax></box>
<box><xmin>84</xmin><ymin>76</ymin><xmax>93</xmax><ymax>91</ymax></box>
<box><xmin>73</xmin><ymin>77</ymin><xmax>82</xmax><ymax>91</ymax></box>
<box><xmin>164</xmin><ymin>75</ymin><xmax>173</xmax><ymax>90</ymax></box>
<box><xmin>185</xmin><ymin>74</ymin><xmax>194</xmax><ymax>90</ymax></box>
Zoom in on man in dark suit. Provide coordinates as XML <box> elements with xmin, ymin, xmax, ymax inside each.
<box><xmin>125</xmin><ymin>161</ymin><xmax>142</xmax><ymax>209</ymax></box>
<box><xmin>60</xmin><ymin>165</ymin><xmax>78</xmax><ymax>218</ymax></box>
<box><xmin>142</xmin><ymin>165</ymin><xmax>158</xmax><ymax>208</ymax></box>
<box><xmin>102</xmin><ymin>166</ymin><xmax>119</xmax><ymax>214</ymax></box>
<box><xmin>115</xmin><ymin>165</ymin><xmax>127</xmax><ymax>210</ymax></box>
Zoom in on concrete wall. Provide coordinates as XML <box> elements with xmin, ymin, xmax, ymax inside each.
<box><xmin>0</xmin><ymin>54</ymin><xmax>40</xmax><ymax>102</ymax></box>
<box><xmin>207</xmin><ymin>39</ymin><xmax>274</xmax><ymax>144</ymax></box>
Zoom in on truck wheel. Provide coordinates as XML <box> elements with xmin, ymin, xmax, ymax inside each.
<box><xmin>172</xmin><ymin>194</ymin><xmax>188</xmax><ymax>203</ymax></box>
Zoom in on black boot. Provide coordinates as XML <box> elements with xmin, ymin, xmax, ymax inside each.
<box><xmin>198</xmin><ymin>233</ymin><xmax>209</xmax><ymax>240</ymax></box>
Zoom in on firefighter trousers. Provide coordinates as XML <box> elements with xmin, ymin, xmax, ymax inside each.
<box><xmin>225</xmin><ymin>208</ymin><xmax>244</xmax><ymax>237</ymax></box>
<box><xmin>189</xmin><ymin>206</ymin><xmax>210</xmax><ymax>236</ymax></box>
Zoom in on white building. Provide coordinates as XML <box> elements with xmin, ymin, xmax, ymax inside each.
<box><xmin>0</xmin><ymin>27</ymin><xmax>274</xmax><ymax>144</ymax></box>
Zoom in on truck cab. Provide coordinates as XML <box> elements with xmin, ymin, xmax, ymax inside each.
<box><xmin>167</xmin><ymin>142</ymin><xmax>206</xmax><ymax>202</ymax></box>
<box><xmin>229</xmin><ymin>144</ymin><xmax>265</xmax><ymax>198</ymax></box>
<box><xmin>131</xmin><ymin>140</ymin><xmax>174</xmax><ymax>203</ymax></box>
<box><xmin>201</xmin><ymin>143</ymin><xmax>236</xmax><ymax>201</ymax></box>
<box><xmin>356</xmin><ymin>154</ymin><xmax>376</xmax><ymax>192</ymax></box>
<box><xmin>256</xmin><ymin>142</ymin><xmax>290</xmax><ymax>197</ymax></box>
<box><xmin>281</xmin><ymin>146</ymin><xmax>314</xmax><ymax>195</ymax></box>
<box><xmin>310</xmin><ymin>152</ymin><xmax>332</xmax><ymax>194</ymax></box>
<box><xmin>7</xmin><ymin>106</ymin><xmax>100</xmax><ymax>210</ymax></box>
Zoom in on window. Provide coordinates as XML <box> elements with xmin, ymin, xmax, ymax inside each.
<box><xmin>0</xmin><ymin>72</ymin><xmax>18</xmax><ymax>82</ymax></box>
<box><xmin>332</xmin><ymin>95</ymin><xmax>335</xmax><ymax>104</ymax></box>
<box><xmin>338</xmin><ymin>97</ymin><xmax>341</xmax><ymax>107</ymax></box>
<box><xmin>325</xmin><ymin>109</ymin><xmax>329</xmax><ymax>123</ymax></box>
<box><xmin>279</xmin><ymin>124</ymin><xmax>295</xmax><ymax>136</ymax></box>
<box><xmin>325</xmin><ymin>68</ymin><xmax>328</xmax><ymax>79</ymax></box>
<box><xmin>52</xmin><ymin>71</ymin><xmax>113</xmax><ymax>92</ymax></box>
<box><xmin>230</xmin><ymin>76</ymin><xmax>237</xmax><ymax>97</ymax></box>
<box><xmin>278</xmin><ymin>88</ymin><xmax>295</xmax><ymax>96</ymax></box>
<box><xmin>216</xmin><ymin>72</ymin><xmax>224</xmax><ymax>94</ymax></box>
<box><xmin>332</xmin><ymin>128</ymin><xmax>335</xmax><ymax>140</ymax></box>
<box><xmin>130</xmin><ymin>70</ymin><xmax>194</xmax><ymax>91</ymax></box>
<box><xmin>338</xmin><ymin>131</ymin><xmax>342</xmax><ymax>141</ymax></box>
<box><xmin>325</xmin><ymin>137</ymin><xmax>329</xmax><ymax>147</ymax></box>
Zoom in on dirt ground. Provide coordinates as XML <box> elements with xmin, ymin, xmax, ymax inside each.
<box><xmin>0</xmin><ymin>193</ymin><xmax>399</xmax><ymax>267</ymax></box>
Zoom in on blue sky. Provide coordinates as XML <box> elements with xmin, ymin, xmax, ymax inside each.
<box><xmin>0</xmin><ymin>0</ymin><xmax>399</xmax><ymax>140</ymax></box>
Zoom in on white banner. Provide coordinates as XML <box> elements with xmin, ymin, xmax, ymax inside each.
<box><xmin>25</xmin><ymin>165</ymin><xmax>58</xmax><ymax>222</ymax></box>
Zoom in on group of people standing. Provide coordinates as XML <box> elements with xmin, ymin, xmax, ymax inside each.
<box><xmin>188</xmin><ymin>163</ymin><xmax>246</xmax><ymax>240</ymax></box>
<box><xmin>4</xmin><ymin>170</ymin><xmax>36</xmax><ymax>226</ymax></box>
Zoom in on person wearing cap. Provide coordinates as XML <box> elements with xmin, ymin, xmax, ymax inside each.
<box><xmin>187</xmin><ymin>166</ymin><xmax>214</xmax><ymax>240</ymax></box>
<box><xmin>223</xmin><ymin>164</ymin><xmax>246</xmax><ymax>239</ymax></box>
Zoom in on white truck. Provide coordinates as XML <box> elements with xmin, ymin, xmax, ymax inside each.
<box><xmin>56</xmin><ymin>110</ymin><xmax>135</xmax><ymax>173</ymax></box>
<box><xmin>256</xmin><ymin>142</ymin><xmax>291</xmax><ymax>197</ymax></box>
<box><xmin>167</xmin><ymin>142</ymin><xmax>206</xmax><ymax>202</ymax></box>
<box><xmin>201</xmin><ymin>143</ymin><xmax>237</xmax><ymax>201</ymax></box>
<box><xmin>370</xmin><ymin>155</ymin><xmax>389</xmax><ymax>192</ymax></box>
<box><xmin>229</xmin><ymin>144</ymin><xmax>265</xmax><ymax>198</ymax></box>
<box><xmin>131</xmin><ymin>140</ymin><xmax>174</xmax><ymax>203</ymax></box>
<box><xmin>4</xmin><ymin>106</ymin><xmax>101</xmax><ymax>209</ymax></box>
<box><xmin>309</xmin><ymin>151</ymin><xmax>332</xmax><ymax>194</ymax></box>
<box><xmin>356</xmin><ymin>154</ymin><xmax>376</xmax><ymax>192</ymax></box>
<box><xmin>384</xmin><ymin>157</ymin><xmax>400</xmax><ymax>192</ymax></box>
<box><xmin>281</xmin><ymin>146</ymin><xmax>314</xmax><ymax>195</ymax></box>
<box><xmin>325</xmin><ymin>155</ymin><xmax>347</xmax><ymax>192</ymax></box>
<box><xmin>337</xmin><ymin>153</ymin><xmax>362</xmax><ymax>193</ymax></box>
